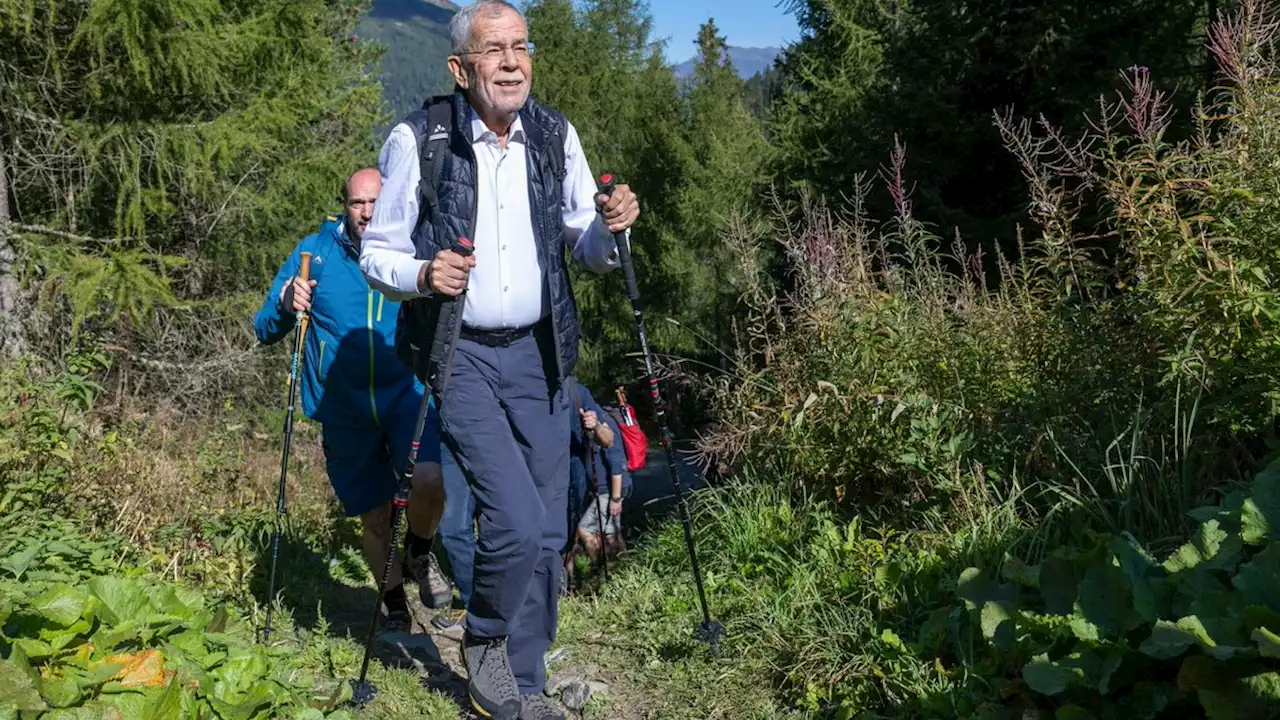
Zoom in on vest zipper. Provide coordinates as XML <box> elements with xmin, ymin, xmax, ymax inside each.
<box><xmin>367</xmin><ymin>290</ymin><xmax>380</xmax><ymax>426</ymax></box>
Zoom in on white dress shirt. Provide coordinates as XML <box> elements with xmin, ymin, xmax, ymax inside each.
<box><xmin>359</xmin><ymin>107</ymin><xmax>625</xmax><ymax>330</ymax></box>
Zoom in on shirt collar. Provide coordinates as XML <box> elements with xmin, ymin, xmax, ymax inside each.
<box><xmin>469</xmin><ymin>107</ymin><xmax>525</xmax><ymax>147</ymax></box>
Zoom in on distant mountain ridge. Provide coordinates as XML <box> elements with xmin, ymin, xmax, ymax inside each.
<box><xmin>357</xmin><ymin>0</ymin><xmax>458</xmax><ymax>129</ymax></box>
<box><xmin>674</xmin><ymin>46</ymin><xmax>781</xmax><ymax>80</ymax></box>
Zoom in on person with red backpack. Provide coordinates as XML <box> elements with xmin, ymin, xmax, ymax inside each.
<box><xmin>563</xmin><ymin>380</ymin><xmax>629</xmax><ymax>589</ymax></box>
<box><xmin>611</xmin><ymin>387</ymin><xmax>649</xmax><ymax>473</ymax></box>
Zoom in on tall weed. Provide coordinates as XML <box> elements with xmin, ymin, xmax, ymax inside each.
<box><xmin>693</xmin><ymin>0</ymin><xmax>1280</xmax><ymax>546</ymax></box>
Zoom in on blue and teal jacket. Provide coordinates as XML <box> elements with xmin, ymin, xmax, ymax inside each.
<box><xmin>254</xmin><ymin>215</ymin><xmax>427</xmax><ymax>428</ymax></box>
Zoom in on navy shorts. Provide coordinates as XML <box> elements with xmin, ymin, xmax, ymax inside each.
<box><xmin>321</xmin><ymin>391</ymin><xmax>442</xmax><ymax>518</ymax></box>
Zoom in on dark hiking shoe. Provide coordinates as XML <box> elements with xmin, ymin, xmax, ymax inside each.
<box><xmin>520</xmin><ymin>693</ymin><xmax>566</xmax><ymax>720</ymax></box>
<box><xmin>404</xmin><ymin>537</ymin><xmax>453</xmax><ymax>610</ymax></box>
<box><xmin>463</xmin><ymin>632</ymin><xmax>521</xmax><ymax>720</ymax></box>
<box><xmin>381</xmin><ymin>604</ymin><xmax>411</xmax><ymax>635</ymax></box>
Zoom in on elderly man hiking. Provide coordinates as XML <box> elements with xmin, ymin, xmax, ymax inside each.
<box><xmin>253</xmin><ymin>168</ymin><xmax>453</xmax><ymax>635</ymax></box>
<box><xmin>358</xmin><ymin>1</ymin><xmax>640</xmax><ymax>717</ymax></box>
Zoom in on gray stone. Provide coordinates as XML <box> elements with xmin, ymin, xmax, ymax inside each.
<box><xmin>543</xmin><ymin>672</ymin><xmax>576</xmax><ymax>696</ymax></box>
<box><xmin>560</xmin><ymin>679</ymin><xmax>593</xmax><ymax>711</ymax></box>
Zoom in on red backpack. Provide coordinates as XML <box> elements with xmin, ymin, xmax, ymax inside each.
<box><xmin>613</xmin><ymin>387</ymin><xmax>649</xmax><ymax>472</ymax></box>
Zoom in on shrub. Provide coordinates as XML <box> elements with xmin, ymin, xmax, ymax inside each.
<box><xmin>945</xmin><ymin>457</ymin><xmax>1280</xmax><ymax>718</ymax></box>
<box><xmin>692</xmin><ymin>0</ymin><xmax>1280</xmax><ymax>547</ymax></box>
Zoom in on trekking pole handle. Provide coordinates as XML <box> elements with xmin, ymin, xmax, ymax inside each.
<box><xmin>299</xmin><ymin>251</ymin><xmax>313</xmax><ymax>282</ymax></box>
<box><xmin>597</xmin><ymin>175</ymin><xmax>641</xmax><ymax>305</ymax></box>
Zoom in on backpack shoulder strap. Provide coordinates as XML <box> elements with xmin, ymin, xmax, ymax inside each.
<box><xmin>401</xmin><ymin>94</ymin><xmax>455</xmax><ymax>215</ymax></box>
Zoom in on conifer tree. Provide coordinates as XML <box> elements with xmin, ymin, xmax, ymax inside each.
<box><xmin>668</xmin><ymin>20</ymin><xmax>772</xmax><ymax>368</ymax></box>
<box><xmin>0</xmin><ymin>0</ymin><xmax>385</xmax><ymax>350</ymax></box>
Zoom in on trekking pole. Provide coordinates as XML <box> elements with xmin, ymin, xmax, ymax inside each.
<box><xmin>351</xmin><ymin>237</ymin><xmax>473</xmax><ymax>707</ymax></box>
<box><xmin>262</xmin><ymin>251</ymin><xmax>313</xmax><ymax>643</ymax></box>
<box><xmin>585</xmin><ymin>433</ymin><xmax>609</xmax><ymax>584</ymax></box>
<box><xmin>596</xmin><ymin>175</ymin><xmax>724</xmax><ymax>651</ymax></box>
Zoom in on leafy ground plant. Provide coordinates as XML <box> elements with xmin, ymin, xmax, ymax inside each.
<box><xmin>947</xmin><ymin>458</ymin><xmax>1280</xmax><ymax>718</ymax></box>
<box><xmin>0</xmin><ymin>574</ymin><xmax>356</xmax><ymax>719</ymax></box>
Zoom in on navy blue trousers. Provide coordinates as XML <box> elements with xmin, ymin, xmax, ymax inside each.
<box><xmin>439</xmin><ymin>324</ymin><xmax>569</xmax><ymax>694</ymax></box>
<box><xmin>437</xmin><ymin>441</ymin><xmax>476</xmax><ymax>607</ymax></box>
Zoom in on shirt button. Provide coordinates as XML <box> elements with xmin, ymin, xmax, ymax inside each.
<box><xmin>503</xmin><ymin>285</ymin><xmax>509</xmax><ymax>292</ymax></box>
<box><xmin>501</xmin><ymin>244</ymin><xmax>507</xmax><ymax>250</ymax></box>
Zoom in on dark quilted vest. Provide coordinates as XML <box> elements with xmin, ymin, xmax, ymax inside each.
<box><xmin>395</xmin><ymin>90</ymin><xmax>579</xmax><ymax>398</ymax></box>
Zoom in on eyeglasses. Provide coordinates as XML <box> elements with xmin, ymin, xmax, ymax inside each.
<box><xmin>459</xmin><ymin>41</ymin><xmax>535</xmax><ymax>62</ymax></box>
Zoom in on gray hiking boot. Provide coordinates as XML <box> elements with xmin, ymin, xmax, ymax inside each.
<box><xmin>463</xmin><ymin>632</ymin><xmax>521</xmax><ymax>720</ymax></box>
<box><xmin>404</xmin><ymin>537</ymin><xmax>453</xmax><ymax>610</ymax></box>
<box><xmin>521</xmin><ymin>693</ymin><xmax>567</xmax><ymax>720</ymax></box>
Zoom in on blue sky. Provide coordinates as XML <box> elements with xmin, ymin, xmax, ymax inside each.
<box><xmin>642</xmin><ymin>0</ymin><xmax>800</xmax><ymax>62</ymax></box>
<box><xmin>458</xmin><ymin>1</ymin><xmax>801</xmax><ymax>63</ymax></box>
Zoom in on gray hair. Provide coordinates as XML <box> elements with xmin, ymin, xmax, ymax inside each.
<box><xmin>450</xmin><ymin>1</ymin><xmax>525</xmax><ymax>55</ymax></box>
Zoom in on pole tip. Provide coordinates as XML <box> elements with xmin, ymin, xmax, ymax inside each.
<box><xmin>350</xmin><ymin>679</ymin><xmax>378</xmax><ymax>706</ymax></box>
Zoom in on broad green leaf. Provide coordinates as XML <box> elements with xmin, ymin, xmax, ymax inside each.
<box><xmin>1023</xmin><ymin>653</ymin><xmax>1077</xmax><ymax>696</ymax></box>
<box><xmin>15</xmin><ymin>637</ymin><xmax>54</xmax><ymax>660</ymax></box>
<box><xmin>33</xmin><ymin>584</ymin><xmax>92</xmax><ymax>627</ymax></box>
<box><xmin>980</xmin><ymin>600</ymin><xmax>1014</xmax><ymax>648</ymax></box>
<box><xmin>1164</xmin><ymin>520</ymin><xmax>1239</xmax><ymax>573</ymax></box>
<box><xmin>91</xmin><ymin>619</ymin><xmax>141</xmax><ymax>651</ymax></box>
<box><xmin>89</xmin><ymin>576</ymin><xmax>151</xmax><ymax>626</ymax></box>
<box><xmin>97</xmin><ymin>691</ymin><xmax>149</xmax><ymax>717</ymax></box>
<box><xmin>2</xmin><ymin>544</ymin><xmax>39</xmax><ymax>580</ymax></box>
<box><xmin>1118</xmin><ymin>681</ymin><xmax>1172</xmax><ymax>718</ymax></box>
<box><xmin>1141</xmin><ymin>616</ymin><xmax>1243</xmax><ymax>661</ymax></box>
<box><xmin>147</xmin><ymin>584</ymin><xmax>202</xmax><ymax>622</ymax></box>
<box><xmin>1241</xmin><ymin>458</ymin><xmax>1280</xmax><ymax>545</ymax></box>
<box><xmin>1174</xmin><ymin>568</ymin><xmax>1236</xmax><ymax>620</ymax></box>
<box><xmin>294</xmin><ymin>710</ymin><xmax>326</xmax><ymax>720</ymax></box>
<box><xmin>956</xmin><ymin>567</ymin><xmax>992</xmax><ymax>611</ymax></box>
<box><xmin>0</xmin><ymin>596</ymin><xmax>12</xmax><ymax>627</ymax></box>
<box><xmin>1233</xmin><ymin>543</ymin><xmax>1280</xmax><ymax>614</ymax></box>
<box><xmin>1040</xmin><ymin>552</ymin><xmax>1080</xmax><ymax>615</ymax></box>
<box><xmin>1001</xmin><ymin>552</ymin><xmax>1039</xmax><ymax>588</ymax></box>
<box><xmin>0</xmin><ymin>660</ymin><xmax>47</xmax><ymax>711</ymax></box>
<box><xmin>1253</xmin><ymin>627</ymin><xmax>1280</xmax><ymax>658</ymax></box>
<box><xmin>1054</xmin><ymin>706</ymin><xmax>1092</xmax><ymax>720</ymax></box>
<box><xmin>42</xmin><ymin>619</ymin><xmax>92</xmax><ymax>651</ymax></box>
<box><xmin>1141</xmin><ymin>619</ymin><xmax>1193</xmax><ymax>660</ymax></box>
<box><xmin>1195</xmin><ymin>670</ymin><xmax>1280</xmax><ymax>719</ymax></box>
<box><xmin>1111</xmin><ymin>535</ymin><xmax>1170</xmax><ymax>622</ymax></box>
<box><xmin>141</xmin><ymin>674</ymin><xmax>183</xmax><ymax>720</ymax></box>
<box><xmin>41</xmin><ymin>708</ymin><xmax>104</xmax><ymax>720</ymax></box>
<box><xmin>1241</xmin><ymin>499</ymin><xmax>1269</xmax><ymax>545</ymax></box>
<box><xmin>1069</xmin><ymin>616</ymin><xmax>1101</xmax><ymax>642</ymax></box>
<box><xmin>39</xmin><ymin>675</ymin><xmax>81</xmax><ymax>708</ymax></box>
<box><xmin>916</xmin><ymin>607</ymin><xmax>953</xmax><ymax>654</ymax></box>
<box><xmin>1079</xmin><ymin>548</ymin><xmax>1136</xmax><ymax>636</ymax></box>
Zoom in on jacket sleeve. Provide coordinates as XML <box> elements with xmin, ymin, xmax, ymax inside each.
<box><xmin>253</xmin><ymin>244</ymin><xmax>303</xmax><ymax>346</ymax></box>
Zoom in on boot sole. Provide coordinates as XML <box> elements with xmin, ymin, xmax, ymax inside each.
<box><xmin>469</xmin><ymin>692</ymin><xmax>519</xmax><ymax>720</ymax></box>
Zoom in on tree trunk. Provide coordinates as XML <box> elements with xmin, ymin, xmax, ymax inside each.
<box><xmin>0</xmin><ymin>135</ymin><xmax>28</xmax><ymax>357</ymax></box>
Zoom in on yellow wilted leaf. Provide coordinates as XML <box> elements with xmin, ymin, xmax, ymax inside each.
<box><xmin>104</xmin><ymin>649</ymin><xmax>168</xmax><ymax>688</ymax></box>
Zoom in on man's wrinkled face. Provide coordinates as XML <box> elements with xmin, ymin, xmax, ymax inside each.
<box><xmin>344</xmin><ymin>171</ymin><xmax>381</xmax><ymax>240</ymax></box>
<box><xmin>452</xmin><ymin>7</ymin><xmax>532</xmax><ymax>121</ymax></box>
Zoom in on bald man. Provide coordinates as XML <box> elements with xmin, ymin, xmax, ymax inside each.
<box><xmin>254</xmin><ymin>168</ymin><xmax>453</xmax><ymax>634</ymax></box>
